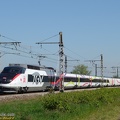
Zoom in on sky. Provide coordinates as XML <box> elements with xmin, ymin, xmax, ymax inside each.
<box><xmin>0</xmin><ymin>0</ymin><xmax>120</xmax><ymax>77</ymax></box>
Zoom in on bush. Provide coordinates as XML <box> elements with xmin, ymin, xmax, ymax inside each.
<box><xmin>42</xmin><ymin>88</ymin><xmax>120</xmax><ymax>112</ymax></box>
<box><xmin>42</xmin><ymin>93</ymin><xmax>71</xmax><ymax>111</ymax></box>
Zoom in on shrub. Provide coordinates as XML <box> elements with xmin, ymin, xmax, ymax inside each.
<box><xmin>42</xmin><ymin>88</ymin><xmax>120</xmax><ymax>112</ymax></box>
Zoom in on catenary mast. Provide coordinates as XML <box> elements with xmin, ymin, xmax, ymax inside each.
<box><xmin>36</xmin><ymin>32</ymin><xmax>65</xmax><ymax>92</ymax></box>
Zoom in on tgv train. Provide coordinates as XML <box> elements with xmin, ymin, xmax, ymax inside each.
<box><xmin>0</xmin><ymin>64</ymin><xmax>120</xmax><ymax>93</ymax></box>
<box><xmin>58</xmin><ymin>73</ymin><xmax>120</xmax><ymax>88</ymax></box>
<box><xmin>0</xmin><ymin>64</ymin><xmax>56</xmax><ymax>93</ymax></box>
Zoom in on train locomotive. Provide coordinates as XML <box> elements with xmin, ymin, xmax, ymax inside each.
<box><xmin>0</xmin><ymin>64</ymin><xmax>120</xmax><ymax>93</ymax></box>
<box><xmin>0</xmin><ymin>64</ymin><xmax>56</xmax><ymax>93</ymax></box>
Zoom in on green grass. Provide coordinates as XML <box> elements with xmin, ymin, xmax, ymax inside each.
<box><xmin>0</xmin><ymin>88</ymin><xmax>120</xmax><ymax>120</ymax></box>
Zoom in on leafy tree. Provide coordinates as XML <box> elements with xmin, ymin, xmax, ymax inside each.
<box><xmin>71</xmin><ymin>64</ymin><xmax>91</xmax><ymax>75</ymax></box>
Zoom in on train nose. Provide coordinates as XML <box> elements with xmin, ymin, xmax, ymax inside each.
<box><xmin>0</xmin><ymin>78</ymin><xmax>12</xmax><ymax>84</ymax></box>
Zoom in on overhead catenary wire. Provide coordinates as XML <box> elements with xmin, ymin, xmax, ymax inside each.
<box><xmin>0</xmin><ymin>44</ymin><xmax>59</xmax><ymax>63</ymax></box>
<box><xmin>0</xmin><ymin>34</ymin><xmax>19</xmax><ymax>42</ymax></box>
<box><xmin>0</xmin><ymin>33</ymin><xmax>90</xmax><ymax>71</ymax></box>
<box><xmin>0</xmin><ymin>33</ymin><xmax>60</xmax><ymax>57</ymax></box>
<box><xmin>64</xmin><ymin>46</ymin><xmax>87</xmax><ymax>60</ymax></box>
<box><xmin>37</xmin><ymin>33</ymin><xmax>59</xmax><ymax>42</ymax></box>
<box><xmin>0</xmin><ymin>33</ymin><xmax>84</xmax><ymax>62</ymax></box>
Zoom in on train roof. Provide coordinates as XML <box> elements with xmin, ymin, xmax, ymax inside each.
<box><xmin>9</xmin><ymin>63</ymin><xmax>55</xmax><ymax>71</ymax></box>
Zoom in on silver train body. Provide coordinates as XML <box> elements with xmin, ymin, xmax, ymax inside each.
<box><xmin>0</xmin><ymin>64</ymin><xmax>56</xmax><ymax>93</ymax></box>
<box><xmin>59</xmin><ymin>73</ymin><xmax>120</xmax><ymax>88</ymax></box>
<box><xmin>0</xmin><ymin>64</ymin><xmax>120</xmax><ymax>93</ymax></box>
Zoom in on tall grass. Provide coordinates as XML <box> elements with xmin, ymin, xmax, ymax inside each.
<box><xmin>0</xmin><ymin>88</ymin><xmax>120</xmax><ymax>120</ymax></box>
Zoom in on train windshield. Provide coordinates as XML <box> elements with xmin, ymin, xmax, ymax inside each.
<box><xmin>1</xmin><ymin>67</ymin><xmax>25</xmax><ymax>74</ymax></box>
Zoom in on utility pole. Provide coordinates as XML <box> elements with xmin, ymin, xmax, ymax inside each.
<box><xmin>101</xmin><ymin>54</ymin><xmax>104</xmax><ymax>86</ymax></box>
<box><xmin>59</xmin><ymin>32</ymin><xmax>64</xmax><ymax>92</ymax></box>
<box><xmin>85</xmin><ymin>54</ymin><xmax>104</xmax><ymax>86</ymax></box>
<box><xmin>95</xmin><ymin>64</ymin><xmax>97</xmax><ymax>76</ymax></box>
<box><xmin>64</xmin><ymin>55</ymin><xmax>80</xmax><ymax>73</ymax></box>
<box><xmin>111</xmin><ymin>66</ymin><xmax>120</xmax><ymax>78</ymax></box>
<box><xmin>85</xmin><ymin>59</ymin><xmax>101</xmax><ymax>76</ymax></box>
<box><xmin>95</xmin><ymin>64</ymin><xmax>106</xmax><ymax>76</ymax></box>
<box><xmin>36</xmin><ymin>32</ymin><xmax>65</xmax><ymax>92</ymax></box>
<box><xmin>65</xmin><ymin>55</ymin><xmax>67</xmax><ymax>73</ymax></box>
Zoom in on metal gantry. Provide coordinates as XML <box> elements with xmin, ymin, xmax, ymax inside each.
<box><xmin>59</xmin><ymin>32</ymin><xmax>64</xmax><ymax>92</ymax></box>
<box><xmin>0</xmin><ymin>42</ymin><xmax>21</xmax><ymax>49</ymax></box>
<box><xmin>111</xmin><ymin>66</ymin><xmax>120</xmax><ymax>78</ymax></box>
<box><xmin>85</xmin><ymin>54</ymin><xmax>104</xmax><ymax>86</ymax></box>
<box><xmin>100</xmin><ymin>54</ymin><xmax>104</xmax><ymax>86</ymax></box>
<box><xmin>36</xmin><ymin>32</ymin><xmax>65</xmax><ymax>92</ymax></box>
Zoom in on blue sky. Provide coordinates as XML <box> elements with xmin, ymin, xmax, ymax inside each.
<box><xmin>0</xmin><ymin>0</ymin><xmax>120</xmax><ymax>77</ymax></box>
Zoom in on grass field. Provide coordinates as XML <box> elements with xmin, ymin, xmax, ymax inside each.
<box><xmin>0</xmin><ymin>88</ymin><xmax>120</xmax><ymax>120</ymax></box>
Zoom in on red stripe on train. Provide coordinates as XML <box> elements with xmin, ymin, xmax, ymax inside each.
<box><xmin>51</xmin><ymin>74</ymin><xmax>64</xmax><ymax>85</ymax></box>
<box><xmin>12</xmin><ymin>74</ymin><xmax>20</xmax><ymax>80</ymax></box>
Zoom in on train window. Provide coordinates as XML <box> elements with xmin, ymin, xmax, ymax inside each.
<box><xmin>2</xmin><ymin>67</ymin><xmax>24</xmax><ymax>74</ymax></box>
<box><xmin>107</xmin><ymin>80</ymin><xmax>109</xmax><ymax>83</ymax></box>
<box><xmin>2</xmin><ymin>67</ymin><xmax>11</xmax><ymax>73</ymax></box>
<box><xmin>19</xmin><ymin>68</ymin><xmax>26</xmax><ymax>74</ymax></box>
<box><xmin>10</xmin><ymin>68</ymin><xmax>19</xmax><ymax>73</ymax></box>
<box><xmin>64</xmin><ymin>77</ymin><xmax>78</xmax><ymax>82</ymax></box>
<box><xmin>80</xmin><ymin>78</ymin><xmax>90</xmax><ymax>82</ymax></box>
<box><xmin>44</xmin><ymin>69</ymin><xmax>55</xmax><ymax>76</ymax></box>
<box><xmin>93</xmin><ymin>79</ymin><xmax>101</xmax><ymax>82</ymax></box>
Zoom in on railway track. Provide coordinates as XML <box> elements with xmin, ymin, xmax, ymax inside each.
<box><xmin>0</xmin><ymin>91</ymin><xmax>49</xmax><ymax>102</ymax></box>
<box><xmin>0</xmin><ymin>88</ymin><xmax>91</xmax><ymax>102</ymax></box>
<box><xmin>0</xmin><ymin>86</ymin><xmax>119</xmax><ymax>102</ymax></box>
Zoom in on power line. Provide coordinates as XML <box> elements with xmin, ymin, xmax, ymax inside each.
<box><xmin>38</xmin><ymin>34</ymin><xmax>59</xmax><ymax>42</ymax></box>
<box><xmin>0</xmin><ymin>44</ymin><xmax>60</xmax><ymax>65</ymax></box>
<box><xmin>0</xmin><ymin>34</ymin><xmax>60</xmax><ymax>69</ymax></box>
<box><xmin>64</xmin><ymin>46</ymin><xmax>87</xmax><ymax>60</ymax></box>
<box><xmin>0</xmin><ymin>52</ymin><xmax>20</xmax><ymax>58</ymax></box>
<box><xmin>0</xmin><ymin>34</ymin><xmax>19</xmax><ymax>42</ymax></box>
<box><xmin>0</xmin><ymin>34</ymin><xmax>47</xmax><ymax>56</ymax></box>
